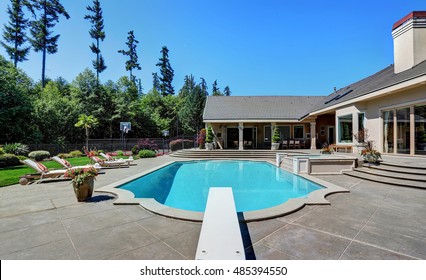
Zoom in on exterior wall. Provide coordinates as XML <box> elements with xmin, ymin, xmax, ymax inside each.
<box><xmin>315</xmin><ymin>114</ymin><xmax>335</xmax><ymax>146</ymax></box>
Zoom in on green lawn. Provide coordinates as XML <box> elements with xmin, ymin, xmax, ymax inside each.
<box><xmin>0</xmin><ymin>157</ymin><xmax>92</xmax><ymax>187</ymax></box>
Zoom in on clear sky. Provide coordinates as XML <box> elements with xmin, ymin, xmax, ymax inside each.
<box><xmin>1</xmin><ymin>0</ymin><xmax>426</xmax><ymax>96</ymax></box>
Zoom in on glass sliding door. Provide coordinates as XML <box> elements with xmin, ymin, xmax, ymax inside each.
<box><xmin>396</xmin><ymin>107</ymin><xmax>410</xmax><ymax>154</ymax></box>
<box><xmin>415</xmin><ymin>105</ymin><xmax>426</xmax><ymax>155</ymax></box>
<box><xmin>383</xmin><ymin>110</ymin><xmax>394</xmax><ymax>153</ymax></box>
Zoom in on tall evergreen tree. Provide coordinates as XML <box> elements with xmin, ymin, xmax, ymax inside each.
<box><xmin>200</xmin><ymin>77</ymin><xmax>208</xmax><ymax>96</ymax></box>
<box><xmin>29</xmin><ymin>0</ymin><xmax>70</xmax><ymax>88</ymax></box>
<box><xmin>212</xmin><ymin>80</ymin><xmax>222</xmax><ymax>96</ymax></box>
<box><xmin>223</xmin><ymin>86</ymin><xmax>231</xmax><ymax>96</ymax></box>
<box><xmin>156</xmin><ymin>46</ymin><xmax>174</xmax><ymax>96</ymax></box>
<box><xmin>84</xmin><ymin>0</ymin><xmax>106</xmax><ymax>84</ymax></box>
<box><xmin>118</xmin><ymin>30</ymin><xmax>141</xmax><ymax>82</ymax></box>
<box><xmin>1</xmin><ymin>0</ymin><xmax>33</xmax><ymax>67</ymax></box>
<box><xmin>152</xmin><ymin>72</ymin><xmax>160</xmax><ymax>91</ymax></box>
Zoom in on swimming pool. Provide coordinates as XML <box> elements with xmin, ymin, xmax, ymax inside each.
<box><xmin>118</xmin><ymin>160</ymin><xmax>323</xmax><ymax>212</ymax></box>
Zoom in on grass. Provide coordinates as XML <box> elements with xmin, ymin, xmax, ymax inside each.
<box><xmin>0</xmin><ymin>157</ymin><xmax>92</xmax><ymax>187</ymax></box>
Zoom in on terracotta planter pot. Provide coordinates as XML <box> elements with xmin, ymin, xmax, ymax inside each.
<box><xmin>73</xmin><ymin>177</ymin><xmax>94</xmax><ymax>202</ymax></box>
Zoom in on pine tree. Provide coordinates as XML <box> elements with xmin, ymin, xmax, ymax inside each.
<box><xmin>84</xmin><ymin>0</ymin><xmax>106</xmax><ymax>84</ymax></box>
<box><xmin>29</xmin><ymin>0</ymin><xmax>70</xmax><ymax>88</ymax></box>
<box><xmin>212</xmin><ymin>80</ymin><xmax>222</xmax><ymax>96</ymax></box>
<box><xmin>1</xmin><ymin>0</ymin><xmax>33</xmax><ymax>67</ymax></box>
<box><xmin>223</xmin><ymin>86</ymin><xmax>231</xmax><ymax>96</ymax></box>
<box><xmin>156</xmin><ymin>46</ymin><xmax>174</xmax><ymax>96</ymax></box>
<box><xmin>152</xmin><ymin>72</ymin><xmax>160</xmax><ymax>91</ymax></box>
<box><xmin>118</xmin><ymin>30</ymin><xmax>141</xmax><ymax>82</ymax></box>
<box><xmin>200</xmin><ymin>77</ymin><xmax>208</xmax><ymax>96</ymax></box>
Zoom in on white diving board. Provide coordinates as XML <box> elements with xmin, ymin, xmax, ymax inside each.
<box><xmin>195</xmin><ymin>187</ymin><xmax>245</xmax><ymax>260</ymax></box>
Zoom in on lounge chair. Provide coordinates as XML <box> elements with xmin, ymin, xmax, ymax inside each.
<box><xmin>51</xmin><ymin>156</ymin><xmax>102</xmax><ymax>171</ymax></box>
<box><xmin>99</xmin><ymin>152</ymin><xmax>134</xmax><ymax>164</ymax></box>
<box><xmin>90</xmin><ymin>155</ymin><xmax>130</xmax><ymax>168</ymax></box>
<box><xmin>19</xmin><ymin>159</ymin><xmax>70</xmax><ymax>185</ymax></box>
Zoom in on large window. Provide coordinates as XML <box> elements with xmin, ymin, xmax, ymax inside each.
<box><xmin>415</xmin><ymin>105</ymin><xmax>426</xmax><ymax>155</ymax></box>
<box><xmin>278</xmin><ymin>126</ymin><xmax>291</xmax><ymax>140</ymax></box>
<box><xmin>293</xmin><ymin>125</ymin><xmax>304</xmax><ymax>139</ymax></box>
<box><xmin>396</xmin><ymin>107</ymin><xmax>410</xmax><ymax>154</ymax></box>
<box><xmin>383</xmin><ymin>110</ymin><xmax>394</xmax><ymax>153</ymax></box>
<box><xmin>338</xmin><ymin>115</ymin><xmax>353</xmax><ymax>143</ymax></box>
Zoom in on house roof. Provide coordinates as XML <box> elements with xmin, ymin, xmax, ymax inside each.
<box><xmin>309</xmin><ymin>59</ymin><xmax>426</xmax><ymax>114</ymax></box>
<box><xmin>203</xmin><ymin>96</ymin><xmax>326</xmax><ymax>121</ymax></box>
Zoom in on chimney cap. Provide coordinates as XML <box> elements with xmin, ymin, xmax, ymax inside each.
<box><xmin>392</xmin><ymin>11</ymin><xmax>426</xmax><ymax>31</ymax></box>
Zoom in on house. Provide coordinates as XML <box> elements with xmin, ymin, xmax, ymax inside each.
<box><xmin>203</xmin><ymin>11</ymin><xmax>426</xmax><ymax>156</ymax></box>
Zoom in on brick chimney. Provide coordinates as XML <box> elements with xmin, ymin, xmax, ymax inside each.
<box><xmin>392</xmin><ymin>11</ymin><xmax>426</xmax><ymax>74</ymax></box>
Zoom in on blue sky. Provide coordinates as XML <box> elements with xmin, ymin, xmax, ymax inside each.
<box><xmin>1</xmin><ymin>0</ymin><xmax>425</xmax><ymax>96</ymax></box>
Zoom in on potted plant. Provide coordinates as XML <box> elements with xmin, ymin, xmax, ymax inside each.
<box><xmin>65</xmin><ymin>167</ymin><xmax>98</xmax><ymax>202</ymax></box>
<box><xmin>361</xmin><ymin>141</ymin><xmax>382</xmax><ymax>164</ymax></box>
<box><xmin>205</xmin><ymin>126</ymin><xmax>214</xmax><ymax>150</ymax></box>
<box><xmin>320</xmin><ymin>143</ymin><xmax>334</xmax><ymax>154</ymax></box>
<box><xmin>354</xmin><ymin>128</ymin><xmax>369</xmax><ymax>153</ymax></box>
<box><xmin>271</xmin><ymin>127</ymin><xmax>281</xmax><ymax>150</ymax></box>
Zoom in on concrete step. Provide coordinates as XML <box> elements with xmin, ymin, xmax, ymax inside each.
<box><xmin>170</xmin><ymin>149</ymin><xmax>308</xmax><ymax>159</ymax></box>
<box><xmin>343</xmin><ymin>170</ymin><xmax>426</xmax><ymax>189</ymax></box>
<box><xmin>380</xmin><ymin>161</ymin><xmax>426</xmax><ymax>170</ymax></box>
<box><xmin>362</xmin><ymin>163</ymin><xmax>426</xmax><ymax>176</ymax></box>
<box><xmin>355</xmin><ymin>167</ymin><xmax>426</xmax><ymax>182</ymax></box>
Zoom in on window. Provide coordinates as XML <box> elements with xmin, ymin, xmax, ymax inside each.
<box><xmin>264</xmin><ymin>126</ymin><xmax>271</xmax><ymax>142</ymax></box>
<box><xmin>338</xmin><ymin>114</ymin><xmax>353</xmax><ymax>143</ymax></box>
<box><xmin>415</xmin><ymin>105</ymin><xmax>426</xmax><ymax>155</ymax></box>
<box><xmin>396</xmin><ymin>108</ymin><xmax>410</xmax><ymax>154</ymax></box>
<box><xmin>293</xmin><ymin>125</ymin><xmax>304</xmax><ymax>139</ymax></box>
<box><xmin>278</xmin><ymin>126</ymin><xmax>291</xmax><ymax>140</ymax></box>
<box><xmin>383</xmin><ymin>110</ymin><xmax>394</xmax><ymax>153</ymax></box>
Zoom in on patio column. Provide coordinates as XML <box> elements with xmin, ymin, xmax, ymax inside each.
<box><xmin>310</xmin><ymin>122</ymin><xmax>317</xmax><ymax>150</ymax></box>
<box><xmin>238</xmin><ymin>122</ymin><xmax>244</xmax><ymax>150</ymax></box>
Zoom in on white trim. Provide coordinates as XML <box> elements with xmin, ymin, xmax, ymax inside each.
<box><xmin>337</xmin><ymin>114</ymin><xmax>353</xmax><ymax>144</ymax></box>
<box><xmin>205</xmin><ymin>119</ymin><xmax>301</xmax><ymax>123</ymax></box>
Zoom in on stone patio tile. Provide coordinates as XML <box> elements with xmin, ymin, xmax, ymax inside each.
<box><xmin>348</xmin><ymin>181</ymin><xmax>394</xmax><ymax>200</ymax></box>
<box><xmin>108</xmin><ymin>241</ymin><xmax>186</xmax><ymax>260</ymax></box>
<box><xmin>383</xmin><ymin>187</ymin><xmax>426</xmax><ymax>210</ymax></box>
<box><xmin>163</xmin><ymin>227</ymin><xmax>201</xmax><ymax>260</ymax></box>
<box><xmin>259</xmin><ymin>224</ymin><xmax>351</xmax><ymax>260</ymax></box>
<box><xmin>0</xmin><ymin>221</ymin><xmax>68</xmax><ymax>255</ymax></box>
<box><xmin>0</xmin><ymin>199</ymin><xmax>55</xmax><ymax>219</ymax></box>
<box><xmin>243</xmin><ymin>219</ymin><xmax>287</xmax><ymax>245</ymax></box>
<box><xmin>356</xmin><ymin>206</ymin><xmax>426</xmax><ymax>259</ymax></box>
<box><xmin>252</xmin><ymin>243</ymin><xmax>298</xmax><ymax>260</ymax></box>
<box><xmin>0</xmin><ymin>238</ymin><xmax>79</xmax><ymax>260</ymax></box>
<box><xmin>62</xmin><ymin>209</ymin><xmax>133</xmax><ymax>236</ymax></box>
<box><xmin>276</xmin><ymin>205</ymin><xmax>318</xmax><ymax>223</ymax></box>
<box><xmin>71</xmin><ymin>222</ymin><xmax>158</xmax><ymax>259</ymax></box>
<box><xmin>116</xmin><ymin>205</ymin><xmax>154</xmax><ymax>221</ymax></box>
<box><xmin>137</xmin><ymin>216</ymin><xmax>201</xmax><ymax>240</ymax></box>
<box><xmin>55</xmin><ymin>200</ymin><xmax>117</xmax><ymax>220</ymax></box>
<box><xmin>293</xmin><ymin>204</ymin><xmax>376</xmax><ymax>239</ymax></box>
<box><xmin>315</xmin><ymin>175</ymin><xmax>362</xmax><ymax>189</ymax></box>
<box><xmin>340</xmin><ymin>241</ymin><xmax>416</xmax><ymax>260</ymax></box>
<box><xmin>0</xmin><ymin>209</ymin><xmax>59</xmax><ymax>233</ymax></box>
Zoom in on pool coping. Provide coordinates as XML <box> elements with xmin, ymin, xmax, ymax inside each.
<box><xmin>96</xmin><ymin>158</ymin><xmax>349</xmax><ymax>222</ymax></box>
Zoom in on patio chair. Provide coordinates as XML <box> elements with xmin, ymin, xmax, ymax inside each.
<box><xmin>288</xmin><ymin>140</ymin><xmax>295</xmax><ymax>149</ymax></box>
<box><xmin>51</xmin><ymin>156</ymin><xmax>102</xmax><ymax>171</ymax></box>
<box><xmin>282</xmin><ymin>139</ymin><xmax>289</xmax><ymax>149</ymax></box>
<box><xmin>19</xmin><ymin>159</ymin><xmax>70</xmax><ymax>185</ymax></box>
<box><xmin>90</xmin><ymin>155</ymin><xmax>130</xmax><ymax>168</ymax></box>
<box><xmin>294</xmin><ymin>140</ymin><xmax>300</xmax><ymax>149</ymax></box>
<box><xmin>99</xmin><ymin>152</ymin><xmax>134</xmax><ymax>164</ymax></box>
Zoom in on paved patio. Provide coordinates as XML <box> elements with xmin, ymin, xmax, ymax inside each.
<box><xmin>0</xmin><ymin>155</ymin><xmax>425</xmax><ymax>260</ymax></box>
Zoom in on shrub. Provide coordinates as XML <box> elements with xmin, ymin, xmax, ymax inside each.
<box><xmin>137</xmin><ymin>138</ymin><xmax>159</xmax><ymax>151</ymax></box>
<box><xmin>138</xmin><ymin>149</ymin><xmax>156</xmax><ymax>158</ymax></box>
<box><xmin>0</xmin><ymin>153</ymin><xmax>21</xmax><ymax>168</ymax></box>
<box><xmin>272</xmin><ymin>127</ymin><xmax>280</xmax><ymax>143</ymax></box>
<box><xmin>28</xmin><ymin>150</ymin><xmax>51</xmax><ymax>161</ymax></box>
<box><xmin>3</xmin><ymin>143</ymin><xmax>29</xmax><ymax>155</ymax></box>
<box><xmin>205</xmin><ymin>126</ymin><xmax>214</xmax><ymax>143</ymax></box>
<box><xmin>17</xmin><ymin>155</ymin><xmax>27</xmax><ymax>161</ymax></box>
<box><xmin>0</xmin><ymin>147</ymin><xmax>4</xmax><ymax>155</ymax></box>
<box><xmin>57</xmin><ymin>153</ymin><xmax>72</xmax><ymax>159</ymax></box>
<box><xmin>131</xmin><ymin>145</ymin><xmax>139</xmax><ymax>155</ymax></box>
<box><xmin>116</xmin><ymin>150</ymin><xmax>124</xmax><ymax>156</ymax></box>
<box><xmin>197</xmin><ymin>128</ymin><xmax>206</xmax><ymax>149</ymax></box>
<box><xmin>69</xmin><ymin>150</ymin><xmax>83</xmax><ymax>157</ymax></box>
<box><xmin>169</xmin><ymin>139</ymin><xmax>194</xmax><ymax>151</ymax></box>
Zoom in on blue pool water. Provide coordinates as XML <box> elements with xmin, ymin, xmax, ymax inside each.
<box><xmin>119</xmin><ymin>160</ymin><xmax>322</xmax><ymax>212</ymax></box>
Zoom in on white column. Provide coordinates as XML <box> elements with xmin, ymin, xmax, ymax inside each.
<box><xmin>410</xmin><ymin>106</ymin><xmax>415</xmax><ymax>155</ymax></box>
<box><xmin>238</xmin><ymin>122</ymin><xmax>244</xmax><ymax>150</ymax></box>
<box><xmin>310</xmin><ymin>122</ymin><xmax>317</xmax><ymax>150</ymax></box>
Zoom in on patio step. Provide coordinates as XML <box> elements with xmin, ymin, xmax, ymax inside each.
<box><xmin>362</xmin><ymin>163</ymin><xmax>426</xmax><ymax>176</ymax></box>
<box><xmin>343</xmin><ymin>169</ymin><xmax>426</xmax><ymax>189</ymax></box>
<box><xmin>170</xmin><ymin>149</ymin><xmax>308</xmax><ymax>159</ymax></box>
<box><xmin>380</xmin><ymin>161</ymin><xmax>426</xmax><ymax>170</ymax></box>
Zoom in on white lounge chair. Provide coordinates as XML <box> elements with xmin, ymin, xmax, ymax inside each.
<box><xmin>99</xmin><ymin>152</ymin><xmax>134</xmax><ymax>164</ymax></box>
<box><xmin>51</xmin><ymin>156</ymin><xmax>102</xmax><ymax>171</ymax></box>
<box><xmin>90</xmin><ymin>155</ymin><xmax>130</xmax><ymax>168</ymax></box>
<box><xmin>19</xmin><ymin>159</ymin><xmax>69</xmax><ymax>185</ymax></box>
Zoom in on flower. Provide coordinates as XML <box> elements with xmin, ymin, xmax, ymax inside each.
<box><xmin>64</xmin><ymin>167</ymin><xmax>98</xmax><ymax>187</ymax></box>
<box><xmin>354</xmin><ymin>128</ymin><xmax>369</xmax><ymax>144</ymax></box>
<box><xmin>320</xmin><ymin>143</ymin><xmax>334</xmax><ymax>153</ymax></box>
<box><xmin>360</xmin><ymin>140</ymin><xmax>381</xmax><ymax>162</ymax></box>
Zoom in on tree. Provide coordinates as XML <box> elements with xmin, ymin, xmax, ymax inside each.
<box><xmin>1</xmin><ymin>0</ymin><xmax>33</xmax><ymax>67</ymax></box>
<box><xmin>156</xmin><ymin>46</ymin><xmax>174</xmax><ymax>96</ymax></box>
<box><xmin>29</xmin><ymin>0</ymin><xmax>70</xmax><ymax>88</ymax></box>
<box><xmin>212</xmin><ymin>80</ymin><xmax>222</xmax><ymax>96</ymax></box>
<box><xmin>178</xmin><ymin>76</ymin><xmax>206</xmax><ymax>134</ymax></box>
<box><xmin>200</xmin><ymin>77</ymin><xmax>208</xmax><ymax>96</ymax></box>
<box><xmin>84</xmin><ymin>0</ymin><xmax>106</xmax><ymax>83</ymax></box>
<box><xmin>75</xmin><ymin>114</ymin><xmax>99</xmax><ymax>150</ymax></box>
<box><xmin>118</xmin><ymin>30</ymin><xmax>141</xmax><ymax>82</ymax></box>
<box><xmin>152</xmin><ymin>72</ymin><xmax>160</xmax><ymax>91</ymax></box>
<box><xmin>223</xmin><ymin>86</ymin><xmax>231</xmax><ymax>96</ymax></box>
